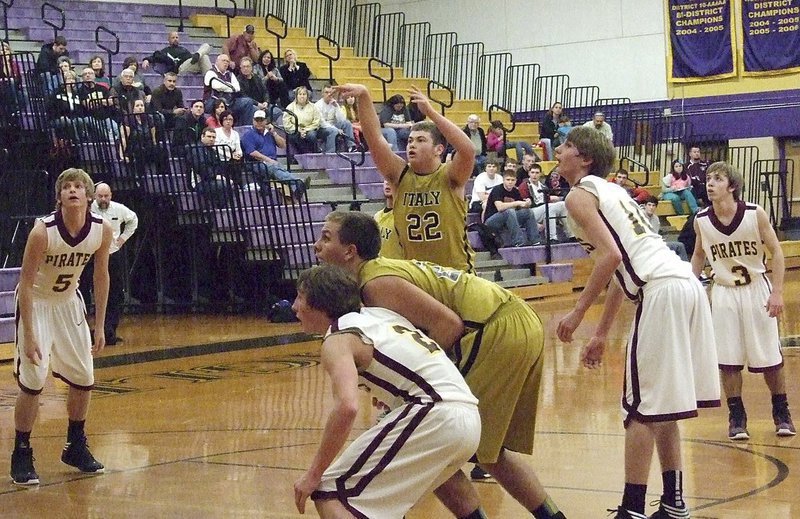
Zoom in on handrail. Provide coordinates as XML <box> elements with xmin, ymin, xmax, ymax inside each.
<box><xmin>177</xmin><ymin>0</ymin><xmax>184</xmax><ymax>32</ymax></box>
<box><xmin>334</xmin><ymin>140</ymin><xmax>366</xmax><ymax>202</ymax></box>
<box><xmin>214</xmin><ymin>0</ymin><xmax>238</xmax><ymax>38</ymax></box>
<box><xmin>264</xmin><ymin>14</ymin><xmax>287</xmax><ymax>65</ymax></box>
<box><xmin>367</xmin><ymin>57</ymin><xmax>393</xmax><ymax>104</ymax></box>
<box><xmin>315</xmin><ymin>34</ymin><xmax>340</xmax><ymax>84</ymax></box>
<box><xmin>1</xmin><ymin>0</ymin><xmax>13</xmax><ymax>43</ymax></box>
<box><xmin>95</xmin><ymin>25</ymin><xmax>119</xmax><ymax>78</ymax></box>
<box><xmin>280</xmin><ymin>108</ymin><xmax>299</xmax><ymax>174</ymax></box>
<box><xmin>488</xmin><ymin>104</ymin><xmax>516</xmax><ymax>132</ymax></box>
<box><xmin>619</xmin><ymin>156</ymin><xmax>651</xmax><ymax>187</ymax></box>
<box><xmin>426</xmin><ymin>79</ymin><xmax>452</xmax><ymax>116</ymax></box>
<box><xmin>41</xmin><ymin>2</ymin><xmax>65</xmax><ymax>41</ymax></box>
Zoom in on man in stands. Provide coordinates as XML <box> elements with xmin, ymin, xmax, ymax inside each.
<box><xmin>611</xmin><ymin>168</ymin><xmax>650</xmax><ymax>204</ymax></box>
<box><xmin>141</xmin><ymin>31</ymin><xmax>212</xmax><ymax>76</ymax></box>
<box><xmin>204</xmin><ymin>54</ymin><xmax>255</xmax><ymax>126</ymax></box>
<box><xmin>686</xmin><ymin>145</ymin><xmax>710</xmax><ymax>206</ymax></box>
<box><xmin>172</xmin><ymin>99</ymin><xmax>206</xmax><ymax>151</ymax></box>
<box><xmin>515</xmin><ymin>152</ymin><xmax>540</xmax><ymax>185</ymax></box>
<box><xmin>483</xmin><ymin>168</ymin><xmax>541</xmax><ymax>247</ymax></box>
<box><xmin>35</xmin><ymin>35</ymin><xmax>69</xmax><ymax>93</ymax></box>
<box><xmin>236</xmin><ymin>57</ymin><xmax>270</xmax><ymax>117</ymax></box>
<box><xmin>188</xmin><ymin>128</ymin><xmax>235</xmax><ymax>208</ymax></box>
<box><xmin>582</xmin><ymin>111</ymin><xmax>614</xmax><ymax>144</ymax></box>
<box><xmin>518</xmin><ymin>162</ymin><xmax>573</xmax><ymax>243</ymax></box>
<box><xmin>241</xmin><ymin>110</ymin><xmax>307</xmax><ymax>199</ymax></box>
<box><xmin>463</xmin><ymin>114</ymin><xmax>487</xmax><ymax>176</ymax></box>
<box><xmin>150</xmin><ymin>72</ymin><xmax>185</xmax><ymax>130</ymax></box>
<box><xmin>315</xmin><ymin>84</ymin><xmax>355</xmax><ymax>152</ymax></box>
<box><xmin>78</xmin><ymin>68</ymin><xmax>119</xmax><ymax>142</ymax></box>
<box><xmin>223</xmin><ymin>24</ymin><xmax>260</xmax><ymax>72</ymax></box>
<box><xmin>469</xmin><ymin>158</ymin><xmax>503</xmax><ymax>214</ymax></box>
<box><xmin>115</xmin><ymin>68</ymin><xmax>146</xmax><ymax>114</ymax></box>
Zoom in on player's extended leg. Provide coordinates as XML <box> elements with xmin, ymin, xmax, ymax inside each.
<box><xmin>616</xmin><ymin>419</ymin><xmax>656</xmax><ymax>517</ymax></box>
<box><xmin>721</xmin><ymin>368</ymin><xmax>749</xmax><ymax>440</ymax></box>
<box><xmin>433</xmin><ymin>470</ymin><xmax>484</xmax><ymax>518</ymax></box>
<box><xmin>11</xmin><ymin>392</ymin><xmax>41</xmax><ymax>485</ymax></box>
<box><xmin>62</xmin><ymin>387</ymin><xmax>104</xmax><ymax>473</ymax></box>
<box><xmin>482</xmin><ymin>449</ymin><xmax>565</xmax><ymax>518</ymax></box>
<box><xmin>315</xmin><ymin>499</ymin><xmax>356</xmax><ymax>519</ymax></box>
<box><xmin>650</xmin><ymin>421</ymin><xmax>689</xmax><ymax>518</ymax></box>
<box><xmin>764</xmin><ymin>368</ymin><xmax>796</xmax><ymax>436</ymax></box>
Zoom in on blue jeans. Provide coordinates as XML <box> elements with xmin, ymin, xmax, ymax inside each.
<box><xmin>505</xmin><ymin>140</ymin><xmax>534</xmax><ymax>161</ymax></box>
<box><xmin>662</xmin><ymin>189</ymin><xmax>698</xmax><ymax>215</ymax></box>
<box><xmin>485</xmin><ymin>208</ymin><xmax>540</xmax><ymax>246</ymax></box>
<box><xmin>247</xmin><ymin>161</ymin><xmax>302</xmax><ymax>194</ymax></box>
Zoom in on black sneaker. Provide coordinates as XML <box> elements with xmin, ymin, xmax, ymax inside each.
<box><xmin>470</xmin><ymin>465</ymin><xmax>492</xmax><ymax>480</ymax></box>
<box><xmin>648</xmin><ymin>500</ymin><xmax>689</xmax><ymax>518</ymax></box>
<box><xmin>11</xmin><ymin>447</ymin><xmax>39</xmax><ymax>485</ymax></box>
<box><xmin>61</xmin><ymin>437</ymin><xmax>105</xmax><ymax>473</ymax></box>
<box><xmin>773</xmin><ymin>406</ymin><xmax>797</xmax><ymax>437</ymax></box>
<box><xmin>190</xmin><ymin>52</ymin><xmax>200</xmax><ymax>64</ymax></box>
<box><xmin>609</xmin><ymin>507</ymin><xmax>647</xmax><ymax>519</ymax></box>
<box><xmin>728</xmin><ymin>412</ymin><xmax>749</xmax><ymax>441</ymax></box>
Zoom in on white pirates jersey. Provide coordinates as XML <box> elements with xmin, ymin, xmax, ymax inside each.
<box><xmin>570</xmin><ymin>175</ymin><xmax>692</xmax><ymax>301</ymax></box>
<box><xmin>327</xmin><ymin>307</ymin><xmax>477</xmax><ymax>412</ymax></box>
<box><xmin>695</xmin><ymin>201</ymin><xmax>766</xmax><ymax>287</ymax></box>
<box><xmin>32</xmin><ymin>210</ymin><xmax>104</xmax><ymax>301</ymax></box>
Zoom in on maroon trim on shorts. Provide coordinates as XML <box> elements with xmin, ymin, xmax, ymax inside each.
<box><xmin>749</xmin><ymin>361</ymin><xmax>784</xmax><ymax>373</ymax></box>
<box><xmin>719</xmin><ymin>363</ymin><xmax>745</xmax><ymax>372</ymax></box>
<box><xmin>698</xmin><ymin>399</ymin><xmax>721</xmax><ymax>408</ymax></box>
<box><xmin>624</xmin><ymin>409</ymin><xmax>699</xmax><ymax>428</ymax></box>
<box><xmin>622</xmin><ymin>301</ymin><xmax>645</xmax><ymax>417</ymax></box>
<box><xmin>13</xmin><ymin>374</ymin><xmax>44</xmax><ymax>395</ymax></box>
<box><xmin>52</xmin><ymin>371</ymin><xmax>94</xmax><ymax>391</ymax></box>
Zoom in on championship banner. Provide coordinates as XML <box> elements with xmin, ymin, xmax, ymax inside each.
<box><xmin>667</xmin><ymin>0</ymin><xmax>736</xmax><ymax>82</ymax></box>
<box><xmin>741</xmin><ymin>0</ymin><xmax>800</xmax><ymax>75</ymax></box>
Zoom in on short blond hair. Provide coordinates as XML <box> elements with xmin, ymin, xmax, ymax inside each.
<box><xmin>55</xmin><ymin>168</ymin><xmax>94</xmax><ymax>208</ymax></box>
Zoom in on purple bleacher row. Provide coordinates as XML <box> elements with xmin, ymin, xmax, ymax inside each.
<box><xmin>0</xmin><ymin>268</ymin><xmax>20</xmax><ymax>343</ymax></box>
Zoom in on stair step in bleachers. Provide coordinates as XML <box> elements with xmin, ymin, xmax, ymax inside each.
<box><xmin>538</xmin><ymin>263</ymin><xmax>574</xmax><ymax>283</ymax></box>
<box><xmin>0</xmin><ymin>268</ymin><xmax>21</xmax><ymax>292</ymax></box>
<box><xmin>0</xmin><ymin>268</ymin><xmax>21</xmax><ymax>346</ymax></box>
<box><xmin>499</xmin><ymin>242</ymin><xmax>588</xmax><ymax>266</ymax></box>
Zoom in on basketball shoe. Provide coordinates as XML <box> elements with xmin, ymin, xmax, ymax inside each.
<box><xmin>610</xmin><ymin>506</ymin><xmax>648</xmax><ymax>519</ymax></box>
<box><xmin>727</xmin><ymin>413</ymin><xmax>749</xmax><ymax>441</ymax></box>
<box><xmin>62</xmin><ymin>436</ymin><xmax>105</xmax><ymax>473</ymax></box>
<box><xmin>648</xmin><ymin>500</ymin><xmax>690</xmax><ymax>518</ymax></box>
<box><xmin>773</xmin><ymin>407</ymin><xmax>796</xmax><ymax>437</ymax></box>
<box><xmin>10</xmin><ymin>446</ymin><xmax>39</xmax><ymax>485</ymax></box>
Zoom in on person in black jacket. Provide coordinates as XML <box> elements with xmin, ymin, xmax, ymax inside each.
<box><xmin>150</xmin><ymin>72</ymin><xmax>185</xmax><ymax>130</ymax></box>
<box><xmin>279</xmin><ymin>48</ymin><xmax>313</xmax><ymax>100</ymax></box>
<box><xmin>462</xmin><ymin>114</ymin><xmax>487</xmax><ymax>176</ymax></box>
<box><xmin>539</xmin><ymin>101</ymin><xmax>563</xmax><ymax>160</ymax></box>
<box><xmin>35</xmin><ymin>36</ymin><xmax>69</xmax><ymax>94</ymax></box>
<box><xmin>141</xmin><ymin>31</ymin><xmax>212</xmax><ymax>76</ymax></box>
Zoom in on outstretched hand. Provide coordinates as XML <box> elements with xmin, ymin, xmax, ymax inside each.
<box><xmin>407</xmin><ymin>85</ymin><xmax>437</xmax><ymax>118</ymax></box>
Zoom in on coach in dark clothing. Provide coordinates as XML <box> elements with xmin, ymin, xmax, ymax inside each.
<box><xmin>150</xmin><ymin>72</ymin><xmax>185</xmax><ymax>129</ymax></box>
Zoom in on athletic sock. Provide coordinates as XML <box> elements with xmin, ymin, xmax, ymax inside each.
<box><xmin>532</xmin><ymin>495</ymin><xmax>565</xmax><ymax>518</ymax></box>
<box><xmin>67</xmin><ymin>420</ymin><xmax>86</xmax><ymax>443</ymax></box>
<box><xmin>460</xmin><ymin>508</ymin><xmax>488</xmax><ymax>519</ymax></box>
<box><xmin>661</xmin><ymin>470</ymin><xmax>685</xmax><ymax>508</ymax></box>
<box><xmin>727</xmin><ymin>396</ymin><xmax>746</xmax><ymax>418</ymax></box>
<box><xmin>621</xmin><ymin>483</ymin><xmax>647</xmax><ymax>515</ymax></box>
<box><xmin>14</xmin><ymin>430</ymin><xmax>31</xmax><ymax>450</ymax></box>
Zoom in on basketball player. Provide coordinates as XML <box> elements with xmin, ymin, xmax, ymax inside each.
<box><xmin>335</xmin><ymin>83</ymin><xmax>476</xmax><ymax>273</ymax></box>
<box><xmin>691</xmin><ymin>161</ymin><xmax>794</xmax><ymax>440</ymax></box>
<box><xmin>10</xmin><ymin>168</ymin><xmax>113</xmax><ymax>485</ymax></box>
<box><xmin>374</xmin><ymin>180</ymin><xmax>403</xmax><ymax>259</ymax></box>
<box><xmin>314</xmin><ymin>211</ymin><xmax>566</xmax><ymax>519</ymax></box>
<box><xmin>554</xmin><ymin>127</ymin><xmax>720</xmax><ymax>519</ymax></box>
<box><xmin>292</xmin><ymin>264</ymin><xmax>481</xmax><ymax>518</ymax></box>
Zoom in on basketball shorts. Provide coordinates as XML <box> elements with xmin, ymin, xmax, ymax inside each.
<box><xmin>623</xmin><ymin>276</ymin><xmax>720</xmax><ymax>425</ymax></box>
<box><xmin>460</xmin><ymin>297</ymin><xmax>544</xmax><ymax>463</ymax></box>
<box><xmin>312</xmin><ymin>401</ymin><xmax>480</xmax><ymax>518</ymax></box>
<box><xmin>711</xmin><ymin>277</ymin><xmax>783</xmax><ymax>371</ymax></box>
<box><xmin>14</xmin><ymin>292</ymin><xmax>95</xmax><ymax>392</ymax></box>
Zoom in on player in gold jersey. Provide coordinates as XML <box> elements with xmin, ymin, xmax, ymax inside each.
<box><xmin>335</xmin><ymin>83</ymin><xmax>476</xmax><ymax>273</ymax></box>
<box><xmin>373</xmin><ymin>180</ymin><xmax>403</xmax><ymax>259</ymax></box>
<box><xmin>314</xmin><ymin>210</ymin><xmax>566</xmax><ymax>519</ymax></box>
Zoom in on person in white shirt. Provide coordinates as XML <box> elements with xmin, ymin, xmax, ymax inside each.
<box><xmin>86</xmin><ymin>183</ymin><xmax>138</xmax><ymax>345</ymax></box>
<box><xmin>517</xmin><ymin>163</ymin><xmax>573</xmax><ymax>243</ymax></box>
<box><xmin>469</xmin><ymin>158</ymin><xmax>503</xmax><ymax>213</ymax></box>
<box><xmin>314</xmin><ymin>84</ymin><xmax>355</xmax><ymax>152</ymax></box>
<box><xmin>214</xmin><ymin>110</ymin><xmax>243</xmax><ymax>161</ymax></box>
<box><xmin>203</xmin><ymin>54</ymin><xmax>255</xmax><ymax>126</ymax></box>
<box><xmin>582</xmin><ymin>111</ymin><xmax>614</xmax><ymax>144</ymax></box>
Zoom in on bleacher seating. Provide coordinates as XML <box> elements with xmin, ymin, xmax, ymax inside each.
<box><xmin>0</xmin><ymin>268</ymin><xmax>20</xmax><ymax>345</ymax></box>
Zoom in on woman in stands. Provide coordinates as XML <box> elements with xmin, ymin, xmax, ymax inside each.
<box><xmin>89</xmin><ymin>56</ymin><xmax>111</xmax><ymax>90</ymax></box>
<box><xmin>378</xmin><ymin>94</ymin><xmax>413</xmax><ymax>148</ymax></box>
<box><xmin>539</xmin><ymin>101</ymin><xmax>563</xmax><ymax>160</ymax></box>
<box><xmin>255</xmin><ymin>50</ymin><xmax>290</xmax><ymax>108</ymax></box>
<box><xmin>661</xmin><ymin>159</ymin><xmax>699</xmax><ymax>215</ymax></box>
<box><xmin>279</xmin><ymin>49</ymin><xmax>313</xmax><ymax>101</ymax></box>
<box><xmin>340</xmin><ymin>93</ymin><xmax>362</xmax><ymax>148</ymax></box>
<box><xmin>284</xmin><ymin>86</ymin><xmax>322</xmax><ymax>154</ymax></box>
<box><xmin>214</xmin><ymin>110</ymin><xmax>243</xmax><ymax>163</ymax></box>
<box><xmin>121</xmin><ymin>98</ymin><xmax>165</xmax><ymax>175</ymax></box>
<box><xmin>205</xmin><ymin>98</ymin><xmax>228</xmax><ymax>129</ymax></box>
<box><xmin>1</xmin><ymin>41</ymin><xmax>25</xmax><ymax>120</ymax></box>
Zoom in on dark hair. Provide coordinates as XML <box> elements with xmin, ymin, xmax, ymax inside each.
<box><xmin>645</xmin><ymin>195</ymin><xmax>659</xmax><ymax>205</ymax></box>
<box><xmin>564</xmin><ymin>126</ymin><xmax>616</xmax><ymax>178</ymax></box>
<box><xmin>387</xmin><ymin>94</ymin><xmax>405</xmax><ymax>106</ymax></box>
<box><xmin>201</xmin><ymin>126</ymin><xmax>216</xmax><ymax>138</ymax></box>
<box><xmin>616</xmin><ymin>168</ymin><xmax>629</xmax><ymax>177</ymax></box>
<box><xmin>296</xmin><ymin>265</ymin><xmax>361</xmax><ymax>320</ymax></box>
<box><xmin>546</xmin><ymin>101</ymin><xmax>563</xmax><ymax>117</ymax></box>
<box><xmin>324</xmin><ymin>211</ymin><xmax>381</xmax><ymax>260</ymax></box>
<box><xmin>257</xmin><ymin>49</ymin><xmax>276</xmax><ymax>72</ymax></box>
<box><xmin>53</xmin><ymin>36</ymin><xmax>67</xmax><ymax>47</ymax></box>
<box><xmin>504</xmin><ymin>157</ymin><xmax>518</xmax><ymax>167</ymax></box>
<box><xmin>490</xmin><ymin>120</ymin><xmax>505</xmax><ymax>130</ymax></box>
<box><xmin>531</xmin><ymin>163</ymin><xmax>543</xmax><ymax>173</ymax></box>
<box><xmin>211</xmin><ymin>98</ymin><xmax>227</xmax><ymax>117</ymax></box>
<box><xmin>670</xmin><ymin>159</ymin><xmax>689</xmax><ymax>181</ymax></box>
<box><xmin>410</xmin><ymin>120</ymin><xmax>445</xmax><ymax>146</ymax></box>
<box><xmin>487</xmin><ymin>157</ymin><xmax>503</xmax><ymax>167</ymax></box>
<box><xmin>219</xmin><ymin>110</ymin><xmax>234</xmax><ymax>124</ymax></box>
<box><xmin>89</xmin><ymin>55</ymin><xmax>105</xmax><ymax>77</ymax></box>
<box><xmin>122</xmin><ymin>56</ymin><xmax>138</xmax><ymax>69</ymax></box>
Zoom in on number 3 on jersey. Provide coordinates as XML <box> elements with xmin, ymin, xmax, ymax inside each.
<box><xmin>406</xmin><ymin>212</ymin><xmax>442</xmax><ymax>242</ymax></box>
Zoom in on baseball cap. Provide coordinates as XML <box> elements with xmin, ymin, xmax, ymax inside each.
<box><xmin>245</xmin><ymin>24</ymin><xmax>255</xmax><ymax>34</ymax></box>
<box><xmin>253</xmin><ymin>110</ymin><xmax>266</xmax><ymax>119</ymax></box>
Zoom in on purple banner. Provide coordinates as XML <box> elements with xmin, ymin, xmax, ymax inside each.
<box><xmin>668</xmin><ymin>0</ymin><xmax>735</xmax><ymax>81</ymax></box>
<box><xmin>742</xmin><ymin>0</ymin><xmax>800</xmax><ymax>75</ymax></box>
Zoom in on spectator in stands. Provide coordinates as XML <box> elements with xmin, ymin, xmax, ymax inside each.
<box><xmin>36</xmin><ymin>36</ymin><xmax>69</xmax><ymax>94</ymax></box>
<box><xmin>556</xmin><ymin>114</ymin><xmax>573</xmax><ymax>146</ymax></box>
<box><xmin>686</xmin><ymin>145</ymin><xmax>710</xmax><ymax>206</ymax></box>
<box><xmin>642</xmin><ymin>195</ymin><xmax>688</xmax><ymax>261</ymax></box>
<box><xmin>582</xmin><ymin>111</ymin><xmax>613</xmax><ymax>143</ymax></box>
<box><xmin>47</xmin><ymin>69</ymin><xmax>90</xmax><ymax>141</ymax></box>
<box><xmin>254</xmin><ymin>49</ymin><xmax>290</xmax><ymax>108</ymax></box>
<box><xmin>78</xmin><ymin>67</ymin><xmax>119</xmax><ymax>143</ymax></box>
<box><xmin>483</xmin><ymin>168</ymin><xmax>541</xmax><ymax>247</ymax></box>
<box><xmin>115</xmin><ymin>68</ymin><xmax>147</xmax><ymax>115</ymax></box>
<box><xmin>611</xmin><ymin>168</ymin><xmax>650</xmax><ymax>203</ymax></box>
<box><xmin>57</xmin><ymin>56</ymin><xmax>73</xmax><ymax>82</ymax></box>
<box><xmin>173</xmin><ymin>99</ymin><xmax>206</xmax><ymax>151</ymax></box>
<box><xmin>121</xmin><ymin>99</ymin><xmax>166</xmax><ymax>176</ymax></box>
<box><xmin>1</xmin><ymin>41</ymin><xmax>25</xmax><ymax>118</ymax></box>
<box><xmin>214</xmin><ymin>110</ymin><xmax>243</xmax><ymax>162</ymax></box>
<box><xmin>279</xmin><ymin>49</ymin><xmax>313</xmax><ymax>100</ymax></box>
<box><xmin>661</xmin><ymin>159</ymin><xmax>699</xmax><ymax>215</ymax></box>
<box><xmin>518</xmin><ymin>162</ymin><xmax>573</xmax><ymax>243</ymax></box>
<box><xmin>539</xmin><ymin>101</ymin><xmax>563</xmax><ymax>160</ymax></box>
<box><xmin>379</xmin><ymin>94</ymin><xmax>413</xmax><ymax>148</ymax></box>
<box><xmin>223</xmin><ymin>24</ymin><xmax>260</xmax><ymax>72</ymax></box>
<box><xmin>315</xmin><ymin>84</ymin><xmax>355</xmax><ymax>152</ymax></box>
<box><xmin>141</xmin><ymin>31</ymin><xmax>212</xmax><ymax>76</ymax></box>
<box><xmin>487</xmin><ymin>120</ymin><xmax>534</xmax><ymax>161</ymax></box>
<box><xmin>241</xmin><ymin>109</ymin><xmax>307</xmax><ymax>199</ymax></box>
<box><xmin>469</xmin><ymin>158</ymin><xmax>503</xmax><ymax>214</ymax></box>
<box><xmin>205</xmin><ymin>98</ymin><xmax>227</xmax><ymax>129</ymax></box>
<box><xmin>150</xmin><ymin>72</ymin><xmax>185</xmax><ymax>130</ymax></box>
<box><xmin>112</xmin><ymin>57</ymin><xmax>151</xmax><ymax>100</ymax></box>
<box><xmin>515</xmin><ymin>152</ymin><xmax>539</xmax><ymax>185</ymax></box>
<box><xmin>284</xmin><ymin>86</ymin><xmax>322</xmax><ymax>154</ymax></box>
<box><xmin>236</xmin><ymin>57</ymin><xmax>270</xmax><ymax>116</ymax></box>
<box><xmin>543</xmin><ymin>167</ymin><xmax>570</xmax><ymax>201</ymax></box>
<box><xmin>88</xmin><ymin>56</ymin><xmax>111</xmax><ymax>90</ymax></box>
<box><xmin>188</xmin><ymin>127</ymin><xmax>236</xmax><ymax>208</ymax></box>
<box><xmin>463</xmin><ymin>114</ymin><xmax>487</xmax><ymax>177</ymax></box>
<box><xmin>341</xmin><ymin>93</ymin><xmax>362</xmax><ymax>147</ymax></box>
<box><xmin>203</xmin><ymin>54</ymin><xmax>255</xmax><ymax>126</ymax></box>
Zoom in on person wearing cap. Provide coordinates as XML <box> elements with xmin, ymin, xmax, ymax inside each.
<box><xmin>223</xmin><ymin>24</ymin><xmax>260</xmax><ymax>72</ymax></box>
<box><xmin>582</xmin><ymin>111</ymin><xmax>614</xmax><ymax>144</ymax></box>
<box><xmin>241</xmin><ymin>110</ymin><xmax>308</xmax><ymax>199</ymax></box>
